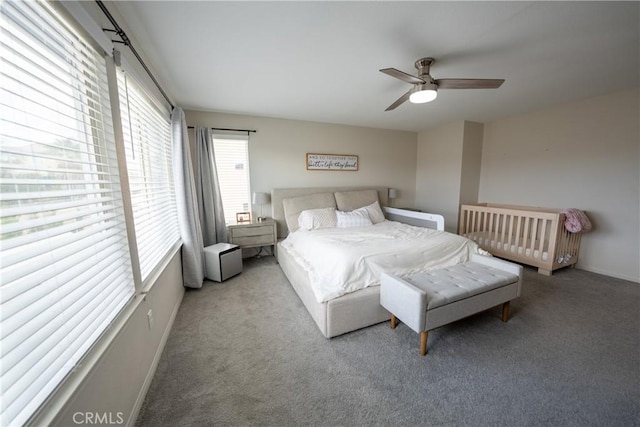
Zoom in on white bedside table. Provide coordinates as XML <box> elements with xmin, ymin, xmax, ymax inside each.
<box><xmin>227</xmin><ymin>218</ymin><xmax>277</xmax><ymax>257</ymax></box>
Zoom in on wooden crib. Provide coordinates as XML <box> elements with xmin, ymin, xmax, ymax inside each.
<box><xmin>458</xmin><ymin>203</ymin><xmax>582</xmax><ymax>275</ymax></box>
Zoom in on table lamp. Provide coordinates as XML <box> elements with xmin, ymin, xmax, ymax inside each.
<box><xmin>388</xmin><ymin>188</ymin><xmax>398</xmax><ymax>206</ymax></box>
<box><xmin>252</xmin><ymin>192</ymin><xmax>270</xmax><ymax>222</ymax></box>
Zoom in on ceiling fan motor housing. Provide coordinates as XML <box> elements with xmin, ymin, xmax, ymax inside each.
<box><xmin>415</xmin><ymin>57</ymin><xmax>435</xmax><ymax>79</ymax></box>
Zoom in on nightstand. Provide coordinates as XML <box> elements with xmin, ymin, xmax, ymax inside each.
<box><xmin>227</xmin><ymin>218</ymin><xmax>277</xmax><ymax>257</ymax></box>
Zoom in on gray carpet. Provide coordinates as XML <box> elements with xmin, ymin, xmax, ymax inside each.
<box><xmin>136</xmin><ymin>257</ymin><xmax>639</xmax><ymax>426</ymax></box>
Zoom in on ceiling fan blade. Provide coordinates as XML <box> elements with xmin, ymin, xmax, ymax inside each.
<box><xmin>380</xmin><ymin>68</ymin><xmax>425</xmax><ymax>85</ymax></box>
<box><xmin>435</xmin><ymin>79</ymin><xmax>505</xmax><ymax>89</ymax></box>
<box><xmin>385</xmin><ymin>89</ymin><xmax>412</xmax><ymax>111</ymax></box>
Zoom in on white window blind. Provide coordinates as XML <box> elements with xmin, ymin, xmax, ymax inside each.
<box><xmin>0</xmin><ymin>2</ymin><xmax>135</xmax><ymax>426</ymax></box>
<box><xmin>212</xmin><ymin>133</ymin><xmax>251</xmax><ymax>224</ymax></box>
<box><xmin>117</xmin><ymin>70</ymin><xmax>180</xmax><ymax>282</ymax></box>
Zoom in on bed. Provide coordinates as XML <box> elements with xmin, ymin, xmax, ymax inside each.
<box><xmin>458</xmin><ymin>203</ymin><xmax>582</xmax><ymax>276</ymax></box>
<box><xmin>271</xmin><ymin>187</ymin><xmax>484</xmax><ymax>338</ymax></box>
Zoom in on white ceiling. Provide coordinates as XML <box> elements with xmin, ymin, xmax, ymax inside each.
<box><xmin>113</xmin><ymin>1</ymin><xmax>639</xmax><ymax>132</ymax></box>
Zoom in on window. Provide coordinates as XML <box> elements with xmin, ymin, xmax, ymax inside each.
<box><xmin>0</xmin><ymin>2</ymin><xmax>134</xmax><ymax>426</ymax></box>
<box><xmin>212</xmin><ymin>132</ymin><xmax>251</xmax><ymax>224</ymax></box>
<box><xmin>118</xmin><ymin>70</ymin><xmax>180</xmax><ymax>282</ymax></box>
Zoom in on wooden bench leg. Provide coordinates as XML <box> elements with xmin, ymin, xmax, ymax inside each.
<box><xmin>501</xmin><ymin>301</ymin><xmax>510</xmax><ymax>323</ymax></box>
<box><xmin>420</xmin><ymin>331</ymin><xmax>428</xmax><ymax>356</ymax></box>
<box><xmin>390</xmin><ymin>314</ymin><xmax>397</xmax><ymax>329</ymax></box>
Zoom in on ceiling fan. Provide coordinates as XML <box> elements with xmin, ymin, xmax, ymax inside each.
<box><xmin>380</xmin><ymin>57</ymin><xmax>504</xmax><ymax>111</ymax></box>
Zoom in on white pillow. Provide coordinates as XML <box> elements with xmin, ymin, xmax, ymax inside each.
<box><xmin>336</xmin><ymin>209</ymin><xmax>373</xmax><ymax>228</ymax></box>
<box><xmin>362</xmin><ymin>201</ymin><xmax>385</xmax><ymax>224</ymax></box>
<box><xmin>297</xmin><ymin>207</ymin><xmax>337</xmax><ymax>231</ymax></box>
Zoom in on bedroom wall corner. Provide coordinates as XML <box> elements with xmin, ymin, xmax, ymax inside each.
<box><xmin>459</xmin><ymin>121</ymin><xmax>484</xmax><ymax>206</ymax></box>
<box><xmin>415</xmin><ymin>120</ymin><xmax>483</xmax><ymax>232</ymax></box>
<box><xmin>478</xmin><ymin>88</ymin><xmax>640</xmax><ymax>282</ymax></box>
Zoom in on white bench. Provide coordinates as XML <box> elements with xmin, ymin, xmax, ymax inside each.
<box><xmin>380</xmin><ymin>254</ymin><xmax>523</xmax><ymax>356</ymax></box>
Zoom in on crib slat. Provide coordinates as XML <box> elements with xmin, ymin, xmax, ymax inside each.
<box><xmin>507</xmin><ymin>214</ymin><xmax>515</xmax><ymax>254</ymax></box>
<box><xmin>548</xmin><ymin>215</ymin><xmax>562</xmax><ymax>268</ymax></box>
<box><xmin>487</xmin><ymin>212</ymin><xmax>493</xmax><ymax>246</ymax></box>
<box><xmin>530</xmin><ymin>218</ymin><xmax>539</xmax><ymax>259</ymax></box>
<box><xmin>558</xmin><ymin>228</ymin><xmax>568</xmax><ymax>263</ymax></box>
<box><xmin>494</xmin><ymin>213</ymin><xmax>501</xmax><ymax>248</ymax></box>
<box><xmin>568</xmin><ymin>231</ymin><xmax>578</xmax><ymax>257</ymax></box>
<box><xmin>514</xmin><ymin>215</ymin><xmax>523</xmax><ymax>251</ymax></box>
<box><xmin>472</xmin><ymin>209</ymin><xmax>477</xmax><ymax>233</ymax></box>
<box><xmin>574</xmin><ymin>233</ymin><xmax>582</xmax><ymax>259</ymax></box>
<box><xmin>500</xmin><ymin>213</ymin><xmax>508</xmax><ymax>248</ymax></box>
<box><xmin>522</xmin><ymin>217</ymin><xmax>530</xmax><ymax>258</ymax></box>
<box><xmin>473</xmin><ymin>208</ymin><xmax>478</xmax><ymax>232</ymax></box>
<box><xmin>483</xmin><ymin>211</ymin><xmax>489</xmax><ymax>233</ymax></box>
<box><xmin>538</xmin><ymin>219</ymin><xmax>548</xmax><ymax>261</ymax></box>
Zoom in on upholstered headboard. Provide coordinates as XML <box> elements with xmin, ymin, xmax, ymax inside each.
<box><xmin>271</xmin><ymin>186</ymin><xmax>389</xmax><ymax>238</ymax></box>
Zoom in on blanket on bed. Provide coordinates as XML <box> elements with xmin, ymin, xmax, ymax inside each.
<box><xmin>280</xmin><ymin>221</ymin><xmax>484</xmax><ymax>302</ymax></box>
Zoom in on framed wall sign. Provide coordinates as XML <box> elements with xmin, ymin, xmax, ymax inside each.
<box><xmin>306</xmin><ymin>153</ymin><xmax>358</xmax><ymax>171</ymax></box>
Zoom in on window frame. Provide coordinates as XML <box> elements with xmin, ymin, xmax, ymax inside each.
<box><xmin>211</xmin><ymin>131</ymin><xmax>252</xmax><ymax>225</ymax></box>
<box><xmin>0</xmin><ymin>2</ymin><xmax>138</xmax><ymax>426</ymax></box>
<box><xmin>116</xmin><ymin>66</ymin><xmax>181</xmax><ymax>287</ymax></box>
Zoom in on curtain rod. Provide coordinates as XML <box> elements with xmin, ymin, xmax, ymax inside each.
<box><xmin>95</xmin><ymin>0</ymin><xmax>175</xmax><ymax>110</ymax></box>
<box><xmin>187</xmin><ymin>126</ymin><xmax>257</xmax><ymax>133</ymax></box>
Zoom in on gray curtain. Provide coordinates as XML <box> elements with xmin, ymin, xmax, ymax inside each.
<box><xmin>194</xmin><ymin>127</ymin><xmax>227</xmax><ymax>246</ymax></box>
<box><xmin>171</xmin><ymin>107</ymin><xmax>204</xmax><ymax>288</ymax></box>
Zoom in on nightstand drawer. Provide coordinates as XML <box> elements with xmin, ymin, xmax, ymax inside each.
<box><xmin>227</xmin><ymin>219</ymin><xmax>277</xmax><ymax>256</ymax></box>
<box><xmin>231</xmin><ymin>225</ymin><xmax>274</xmax><ymax>238</ymax></box>
<box><xmin>231</xmin><ymin>234</ymin><xmax>274</xmax><ymax>246</ymax></box>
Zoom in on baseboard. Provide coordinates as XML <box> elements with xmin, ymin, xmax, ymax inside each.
<box><xmin>576</xmin><ymin>265</ymin><xmax>639</xmax><ymax>284</ymax></box>
<box><xmin>127</xmin><ymin>290</ymin><xmax>184</xmax><ymax>426</ymax></box>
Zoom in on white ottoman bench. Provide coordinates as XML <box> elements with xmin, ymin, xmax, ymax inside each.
<box><xmin>380</xmin><ymin>253</ymin><xmax>522</xmax><ymax>356</ymax></box>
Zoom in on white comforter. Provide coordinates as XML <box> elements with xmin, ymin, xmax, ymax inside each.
<box><xmin>280</xmin><ymin>220</ymin><xmax>484</xmax><ymax>303</ymax></box>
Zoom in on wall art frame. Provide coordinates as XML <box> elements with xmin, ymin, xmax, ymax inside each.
<box><xmin>306</xmin><ymin>153</ymin><xmax>358</xmax><ymax>171</ymax></box>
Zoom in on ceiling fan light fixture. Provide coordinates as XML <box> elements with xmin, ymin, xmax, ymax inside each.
<box><xmin>409</xmin><ymin>83</ymin><xmax>438</xmax><ymax>104</ymax></box>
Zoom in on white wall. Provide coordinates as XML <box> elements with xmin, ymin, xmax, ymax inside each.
<box><xmin>185</xmin><ymin>111</ymin><xmax>418</xmax><ymax>217</ymax></box>
<box><xmin>415</xmin><ymin>120</ymin><xmax>484</xmax><ymax>232</ymax></box>
<box><xmin>480</xmin><ymin>88</ymin><xmax>639</xmax><ymax>281</ymax></box>
<box><xmin>32</xmin><ymin>252</ymin><xmax>184</xmax><ymax>427</ymax></box>
<box><xmin>459</xmin><ymin>121</ymin><xmax>484</xmax><ymax>206</ymax></box>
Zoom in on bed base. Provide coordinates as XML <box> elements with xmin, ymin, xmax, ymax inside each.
<box><xmin>271</xmin><ymin>186</ymin><xmax>446</xmax><ymax>338</ymax></box>
<box><xmin>278</xmin><ymin>241</ymin><xmax>388</xmax><ymax>338</ymax></box>
<box><xmin>458</xmin><ymin>203</ymin><xmax>582</xmax><ymax>275</ymax></box>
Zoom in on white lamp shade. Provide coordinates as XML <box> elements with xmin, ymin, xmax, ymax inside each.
<box><xmin>388</xmin><ymin>188</ymin><xmax>398</xmax><ymax>199</ymax></box>
<box><xmin>252</xmin><ymin>192</ymin><xmax>270</xmax><ymax>204</ymax></box>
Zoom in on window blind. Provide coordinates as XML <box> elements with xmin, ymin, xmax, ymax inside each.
<box><xmin>0</xmin><ymin>2</ymin><xmax>135</xmax><ymax>426</ymax></box>
<box><xmin>117</xmin><ymin>70</ymin><xmax>180</xmax><ymax>282</ymax></box>
<box><xmin>212</xmin><ymin>133</ymin><xmax>251</xmax><ymax>224</ymax></box>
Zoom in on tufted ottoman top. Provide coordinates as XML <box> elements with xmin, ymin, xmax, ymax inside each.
<box><xmin>403</xmin><ymin>262</ymin><xmax>519</xmax><ymax>310</ymax></box>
